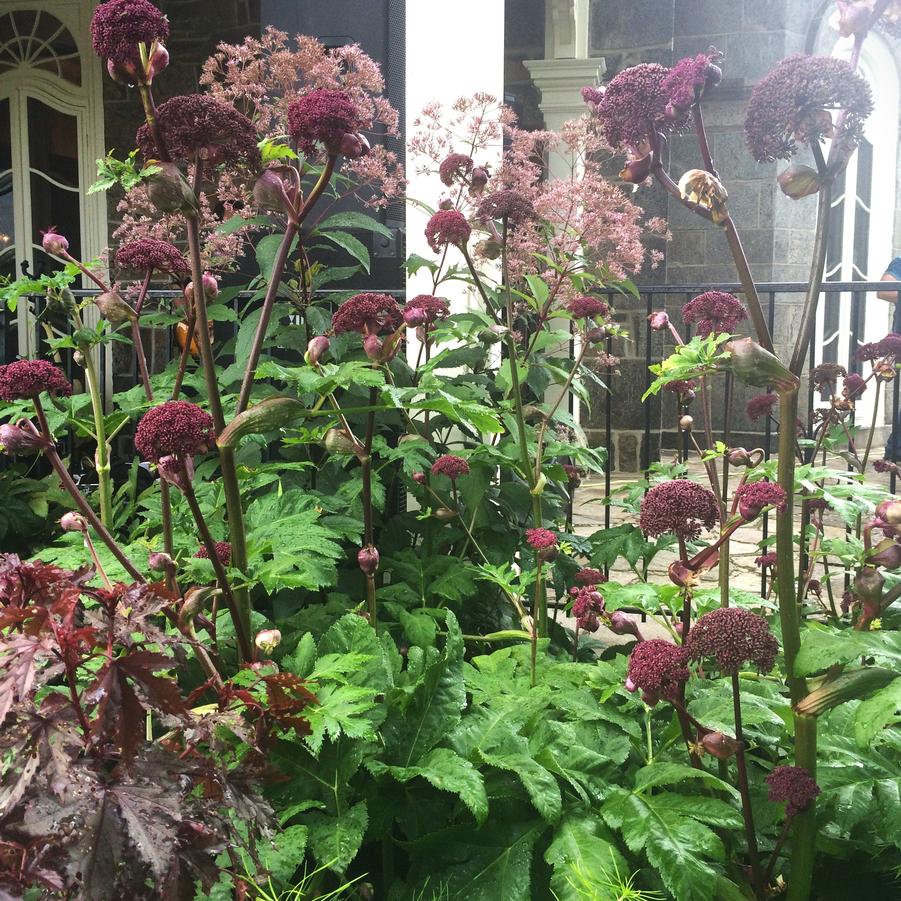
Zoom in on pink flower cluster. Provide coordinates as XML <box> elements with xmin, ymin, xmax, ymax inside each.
<box><xmin>574</xmin><ymin>567</ymin><xmax>605</xmax><ymax>586</ymax></box>
<box><xmin>843</xmin><ymin>372</ymin><xmax>867</xmax><ymax>399</ymax></box>
<box><xmin>525</xmin><ymin>528</ymin><xmax>558</xmax><ymax>551</ymax></box>
<box><xmin>134</xmin><ymin>400</ymin><xmax>215</xmax><ymax>461</ymax></box>
<box><xmin>681</xmin><ymin>291</ymin><xmax>747</xmax><ymax>337</ymax></box>
<box><xmin>430</xmin><ymin>455</ymin><xmax>470</xmax><ymax>480</ymax></box>
<box><xmin>439</xmin><ymin>153</ymin><xmax>474</xmax><ymax>186</ymax></box>
<box><xmin>639</xmin><ymin>479</ymin><xmax>718</xmax><ymax>542</ymax></box>
<box><xmin>685</xmin><ymin>607</ymin><xmax>779</xmax><ymax>674</ymax></box>
<box><xmin>857</xmin><ymin>333</ymin><xmax>901</xmax><ymax>361</ymax></box>
<box><xmin>565</xmin><ymin>296</ymin><xmax>609</xmax><ymax>320</ymax></box>
<box><xmin>0</xmin><ymin>360</ymin><xmax>72</xmax><ymax>401</ymax></box>
<box><xmin>660</xmin><ymin>50</ymin><xmax>721</xmax><ymax>116</ymax></box>
<box><xmin>735</xmin><ymin>481</ymin><xmax>787</xmax><ymax>519</ymax></box>
<box><xmin>570</xmin><ymin>585</ymin><xmax>604</xmax><ymax>633</ymax></box>
<box><xmin>331</xmin><ymin>293</ymin><xmax>403</xmax><ymax>336</ymax></box>
<box><xmin>404</xmin><ymin>295</ymin><xmax>449</xmax><ymax>327</ymax></box>
<box><xmin>746</xmin><ymin>393</ymin><xmax>778</xmax><ymax>422</ymax></box>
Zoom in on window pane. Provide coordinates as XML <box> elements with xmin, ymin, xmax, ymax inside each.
<box><xmin>0</xmin><ymin>98</ymin><xmax>13</xmax><ymax>283</ymax></box>
<box><xmin>27</xmin><ymin>97</ymin><xmax>78</xmax><ymax>187</ymax></box>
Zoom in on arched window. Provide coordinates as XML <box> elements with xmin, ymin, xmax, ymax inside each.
<box><xmin>814</xmin><ymin>30</ymin><xmax>899</xmax><ymax>431</ymax></box>
<box><xmin>0</xmin><ymin>2</ymin><xmax>106</xmax><ymax>357</ymax></box>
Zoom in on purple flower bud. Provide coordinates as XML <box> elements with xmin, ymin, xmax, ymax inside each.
<box><xmin>0</xmin><ymin>422</ymin><xmax>48</xmax><ymax>456</ymax></box>
<box><xmin>41</xmin><ymin>228</ymin><xmax>69</xmax><ymax>256</ymax></box>
<box><xmin>648</xmin><ymin>311</ymin><xmax>670</xmax><ymax>331</ymax></box>
<box><xmin>145</xmin><ymin>162</ymin><xmax>201</xmax><ymax>216</ymax></box>
<box><xmin>96</xmin><ymin>290</ymin><xmax>137</xmax><ymax>324</ymax></box>
<box><xmin>854</xmin><ymin>565</ymin><xmax>885</xmax><ymax>603</ymax></box>
<box><xmin>60</xmin><ymin>512</ymin><xmax>87</xmax><ymax>532</ymax></box>
<box><xmin>156</xmin><ymin>454</ymin><xmax>195</xmax><ymax>492</ymax></box>
<box><xmin>728</xmin><ymin>447</ymin><xmax>752</xmax><ymax>467</ymax></box>
<box><xmin>700</xmin><ymin>731</ymin><xmax>742</xmax><ymax>760</ymax></box>
<box><xmin>254</xmin><ymin>166</ymin><xmax>301</xmax><ymax>217</ymax></box>
<box><xmin>147</xmin><ymin>42</ymin><xmax>169</xmax><ymax>80</ymax></box>
<box><xmin>619</xmin><ymin>152</ymin><xmax>653</xmax><ymax>184</ymax></box>
<box><xmin>358</xmin><ymin>545</ymin><xmax>380</xmax><ymax>576</ymax></box>
<box><xmin>679</xmin><ymin>415</ymin><xmax>694</xmax><ymax>432</ymax></box>
<box><xmin>778</xmin><ymin>164</ymin><xmax>821</xmax><ymax>200</ymax></box>
<box><xmin>412</xmin><ymin>471</ymin><xmax>426</xmax><ymax>484</ymax></box>
<box><xmin>433</xmin><ymin>506</ymin><xmax>458</xmax><ymax>521</ymax></box>
<box><xmin>609</xmin><ymin>610</ymin><xmax>643</xmax><ymax>640</ymax></box>
<box><xmin>339</xmin><ymin>132</ymin><xmax>369</xmax><ymax>159</ymax></box>
<box><xmin>403</xmin><ymin>307</ymin><xmax>427</xmax><ymax>327</ymax></box>
<box><xmin>304</xmin><ymin>335</ymin><xmax>330</xmax><ymax>366</ymax></box>
<box><xmin>363</xmin><ymin>334</ymin><xmax>383</xmax><ymax>361</ymax></box>
<box><xmin>876</xmin><ymin>500</ymin><xmax>901</xmax><ymax>526</ymax></box>
<box><xmin>148</xmin><ymin>551</ymin><xmax>174</xmax><ymax>571</ymax></box>
<box><xmin>438</xmin><ymin>196</ymin><xmax>455</xmax><ymax>210</ymax></box>
<box><xmin>585</xmin><ymin>327</ymin><xmax>608</xmax><ymax>344</ymax></box>
<box><xmin>469</xmin><ymin>166</ymin><xmax>489</xmax><ymax>192</ymax></box>
<box><xmin>255</xmin><ymin>628</ymin><xmax>282</xmax><ymax>653</ymax></box>
<box><xmin>184</xmin><ymin>272</ymin><xmax>219</xmax><ymax>304</ymax></box>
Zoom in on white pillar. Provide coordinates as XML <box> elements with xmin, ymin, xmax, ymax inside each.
<box><xmin>405</xmin><ymin>1</ymin><xmax>505</xmax><ymax>313</ymax></box>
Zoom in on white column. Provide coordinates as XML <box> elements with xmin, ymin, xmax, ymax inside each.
<box><xmin>405</xmin><ymin>0</ymin><xmax>505</xmax><ymax>313</ymax></box>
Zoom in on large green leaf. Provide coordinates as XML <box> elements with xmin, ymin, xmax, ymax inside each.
<box><xmin>795</xmin><ymin>628</ymin><xmax>901</xmax><ymax>677</ymax></box>
<box><xmin>320</xmin><ymin>230</ymin><xmax>371</xmax><ymax>272</ymax></box>
<box><xmin>316</xmin><ymin>212</ymin><xmax>393</xmax><ymax>239</ymax></box>
<box><xmin>602</xmin><ymin>788</ymin><xmax>741</xmax><ymax>901</ymax></box>
<box><xmin>381</xmin><ymin>612</ymin><xmax>466</xmax><ymax>766</ymax></box>
<box><xmin>854</xmin><ymin>677</ymin><xmax>901</xmax><ymax>747</ymax></box>
<box><xmin>367</xmin><ymin>747</ymin><xmax>488</xmax><ymax>825</ymax></box>
<box><xmin>545</xmin><ymin>813</ymin><xmax>628</xmax><ymax>901</ymax></box>
<box><xmin>306</xmin><ymin>800</ymin><xmax>368</xmax><ymax>873</ymax></box>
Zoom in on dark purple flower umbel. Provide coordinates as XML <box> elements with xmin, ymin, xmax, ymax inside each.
<box><xmin>287</xmin><ymin>89</ymin><xmax>360</xmax><ymax>157</ymax></box>
<box><xmin>331</xmin><ymin>293</ymin><xmax>403</xmax><ymax>336</ymax></box>
<box><xmin>843</xmin><ymin>372</ymin><xmax>867</xmax><ymax>400</ymax></box>
<box><xmin>766</xmin><ymin>765</ymin><xmax>821</xmax><ymax>817</ymax></box>
<box><xmin>135</xmin><ymin>400</ymin><xmax>215</xmax><ymax>462</ymax></box>
<box><xmin>661</xmin><ymin>49</ymin><xmax>722</xmax><ymax>117</ymax></box>
<box><xmin>745</xmin><ymin>54</ymin><xmax>873</xmax><ymax>163</ymax></box>
<box><xmin>0</xmin><ymin>360</ymin><xmax>72</xmax><ymax>401</ymax></box>
<box><xmin>404</xmin><ymin>295</ymin><xmax>450</xmax><ymax>328</ymax></box>
<box><xmin>565</xmin><ymin>296</ymin><xmax>609</xmax><ymax>320</ymax></box>
<box><xmin>685</xmin><ymin>607</ymin><xmax>779</xmax><ymax>674</ymax></box>
<box><xmin>439</xmin><ymin>153</ymin><xmax>474</xmax><ymax>186</ymax></box>
<box><xmin>90</xmin><ymin>0</ymin><xmax>168</xmax><ymax>69</ymax></box>
<box><xmin>625</xmin><ymin>639</ymin><xmax>690</xmax><ymax>705</ymax></box>
<box><xmin>589</xmin><ymin>63</ymin><xmax>684</xmax><ymax>153</ymax></box>
<box><xmin>639</xmin><ymin>479</ymin><xmax>718</xmax><ymax>542</ymax></box>
<box><xmin>425</xmin><ymin>210</ymin><xmax>471</xmax><ymax>253</ymax></box>
<box><xmin>431</xmin><ymin>454</ymin><xmax>470</xmax><ymax>480</ymax></box>
<box><xmin>735</xmin><ymin>481</ymin><xmax>787</xmax><ymax>520</ymax></box>
<box><xmin>682</xmin><ymin>291</ymin><xmax>747</xmax><ymax>337</ymax></box>
<box><xmin>746</xmin><ymin>392</ymin><xmax>778</xmax><ymax>422</ymax></box>
<box><xmin>475</xmin><ymin>190</ymin><xmax>536</xmax><ymax>227</ymax></box>
<box><xmin>136</xmin><ymin>94</ymin><xmax>261</xmax><ymax>167</ymax></box>
<box><xmin>574</xmin><ymin>567</ymin><xmax>605</xmax><ymax>586</ymax></box>
<box><xmin>194</xmin><ymin>541</ymin><xmax>232</xmax><ymax>566</ymax></box>
<box><xmin>571</xmin><ymin>585</ymin><xmax>604</xmax><ymax>633</ymax></box>
<box><xmin>116</xmin><ymin>238</ymin><xmax>188</xmax><ymax>275</ymax></box>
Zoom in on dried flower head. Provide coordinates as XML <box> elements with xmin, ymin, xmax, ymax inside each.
<box><xmin>425</xmin><ymin>210</ymin><xmax>471</xmax><ymax>252</ymax></box>
<box><xmin>431</xmin><ymin>454</ymin><xmax>470</xmax><ymax>480</ymax></box>
<box><xmin>0</xmin><ymin>360</ymin><xmax>72</xmax><ymax>401</ymax></box>
<box><xmin>639</xmin><ymin>479</ymin><xmax>718</xmax><ymax>542</ymax></box>
<box><xmin>331</xmin><ymin>293</ymin><xmax>402</xmax><ymax>336</ymax></box>
<box><xmin>526</xmin><ymin>528</ymin><xmax>558</xmax><ymax>550</ymax></box>
<box><xmin>475</xmin><ymin>189</ymin><xmax>537</xmax><ymax>227</ymax></box>
<box><xmin>811</xmin><ymin>362</ymin><xmax>847</xmax><ymax>388</ymax></box>
<box><xmin>746</xmin><ymin>393</ymin><xmax>778</xmax><ymax>422</ymax></box>
<box><xmin>116</xmin><ymin>238</ymin><xmax>188</xmax><ymax>274</ymax></box>
<box><xmin>685</xmin><ymin>607</ymin><xmax>779</xmax><ymax>674</ymax></box>
<box><xmin>736</xmin><ymin>481</ymin><xmax>788</xmax><ymax>519</ymax></box>
<box><xmin>755</xmin><ymin>552</ymin><xmax>778</xmax><ymax>569</ymax></box>
<box><xmin>566</xmin><ymin>296</ymin><xmax>609</xmax><ymax>320</ymax></box>
<box><xmin>682</xmin><ymin>291</ymin><xmax>747</xmax><ymax>337</ymax></box>
<box><xmin>843</xmin><ymin>372</ymin><xmax>867</xmax><ymax>399</ymax></box>
<box><xmin>90</xmin><ymin>0</ymin><xmax>169</xmax><ymax>68</ymax></box>
<box><xmin>287</xmin><ymin>88</ymin><xmax>360</xmax><ymax>156</ymax></box>
<box><xmin>136</xmin><ymin>94</ymin><xmax>261</xmax><ymax>167</ymax></box>
<box><xmin>134</xmin><ymin>400</ymin><xmax>215</xmax><ymax>461</ymax></box>
<box><xmin>194</xmin><ymin>541</ymin><xmax>232</xmax><ymax>565</ymax></box>
<box><xmin>625</xmin><ymin>639</ymin><xmax>690</xmax><ymax>704</ymax></box>
<box><xmin>439</xmin><ymin>153</ymin><xmax>474</xmax><ymax>186</ymax></box>
<box><xmin>766</xmin><ymin>765</ymin><xmax>821</xmax><ymax>817</ymax></box>
<box><xmin>664</xmin><ymin>379</ymin><xmax>698</xmax><ymax>401</ymax></box>
<box><xmin>590</xmin><ymin>63</ymin><xmax>685</xmax><ymax>152</ymax></box>
<box><xmin>745</xmin><ymin>54</ymin><xmax>873</xmax><ymax>162</ymax></box>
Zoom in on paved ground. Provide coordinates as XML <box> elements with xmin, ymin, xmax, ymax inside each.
<box><xmin>559</xmin><ymin>452</ymin><xmax>895</xmax><ymax>642</ymax></box>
